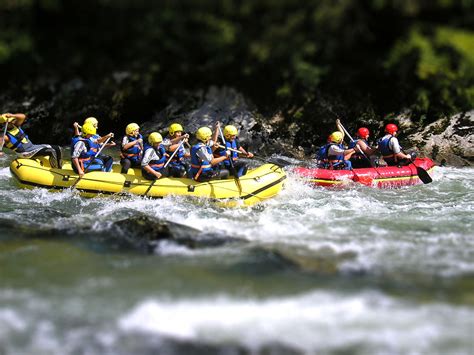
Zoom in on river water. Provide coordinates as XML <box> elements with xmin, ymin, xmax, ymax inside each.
<box><xmin>0</xmin><ymin>153</ymin><xmax>473</xmax><ymax>355</ymax></box>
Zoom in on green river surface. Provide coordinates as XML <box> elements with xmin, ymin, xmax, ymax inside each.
<box><xmin>0</xmin><ymin>153</ymin><xmax>473</xmax><ymax>355</ymax></box>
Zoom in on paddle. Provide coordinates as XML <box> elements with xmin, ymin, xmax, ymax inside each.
<box><xmin>218</xmin><ymin>126</ymin><xmax>242</xmax><ymax>192</ymax></box>
<box><xmin>143</xmin><ymin>139</ymin><xmax>186</xmax><ymax>197</ymax></box>
<box><xmin>71</xmin><ymin>135</ymin><xmax>113</xmax><ymax>188</ymax></box>
<box><xmin>332</xmin><ymin>120</ymin><xmax>372</xmax><ymax>183</ymax></box>
<box><xmin>402</xmin><ymin>151</ymin><xmax>433</xmax><ymax>184</ymax></box>
<box><xmin>217</xmin><ymin>145</ymin><xmax>294</xmax><ymax>167</ymax></box>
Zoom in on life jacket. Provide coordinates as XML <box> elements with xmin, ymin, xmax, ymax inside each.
<box><xmin>71</xmin><ymin>138</ymin><xmax>102</xmax><ymax>171</ymax></box>
<box><xmin>144</xmin><ymin>144</ymin><xmax>167</xmax><ymax>172</ymax></box>
<box><xmin>316</xmin><ymin>145</ymin><xmax>328</xmax><ymax>162</ymax></box>
<box><xmin>326</xmin><ymin>143</ymin><xmax>345</xmax><ymax>164</ymax></box>
<box><xmin>190</xmin><ymin>142</ymin><xmax>213</xmax><ymax>180</ymax></box>
<box><xmin>217</xmin><ymin>138</ymin><xmax>239</xmax><ymax>167</ymax></box>
<box><xmin>166</xmin><ymin>138</ymin><xmax>185</xmax><ymax>164</ymax></box>
<box><xmin>121</xmin><ymin>134</ymin><xmax>143</xmax><ymax>164</ymax></box>
<box><xmin>5</xmin><ymin>126</ymin><xmax>34</xmax><ymax>153</ymax></box>
<box><xmin>348</xmin><ymin>139</ymin><xmax>368</xmax><ymax>161</ymax></box>
<box><xmin>378</xmin><ymin>135</ymin><xmax>400</xmax><ymax>161</ymax></box>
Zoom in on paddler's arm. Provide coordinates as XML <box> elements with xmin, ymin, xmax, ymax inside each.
<box><xmin>2</xmin><ymin>113</ymin><xmax>26</xmax><ymax>126</ymax></box>
<box><xmin>72</xmin><ymin>158</ymin><xmax>84</xmax><ymax>177</ymax></box>
<box><xmin>238</xmin><ymin>145</ymin><xmax>253</xmax><ymax>158</ymax></box>
<box><xmin>212</xmin><ymin>121</ymin><xmax>220</xmax><ymax>144</ymax></box>
<box><xmin>141</xmin><ymin>148</ymin><xmax>162</xmax><ymax>179</ymax></box>
<box><xmin>73</xmin><ymin>122</ymin><xmax>81</xmax><ymax>136</ymax></box>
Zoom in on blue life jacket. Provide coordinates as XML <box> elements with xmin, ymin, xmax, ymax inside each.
<box><xmin>121</xmin><ymin>134</ymin><xmax>143</xmax><ymax>164</ymax></box>
<box><xmin>218</xmin><ymin>139</ymin><xmax>239</xmax><ymax>167</ymax></box>
<box><xmin>167</xmin><ymin>140</ymin><xmax>186</xmax><ymax>166</ymax></box>
<box><xmin>190</xmin><ymin>143</ymin><xmax>213</xmax><ymax>180</ymax></box>
<box><xmin>316</xmin><ymin>143</ymin><xmax>349</xmax><ymax>169</ymax></box>
<box><xmin>378</xmin><ymin>136</ymin><xmax>398</xmax><ymax>158</ymax></box>
<box><xmin>71</xmin><ymin>138</ymin><xmax>104</xmax><ymax>171</ymax></box>
<box><xmin>5</xmin><ymin>126</ymin><xmax>33</xmax><ymax>153</ymax></box>
<box><xmin>327</xmin><ymin>143</ymin><xmax>345</xmax><ymax>162</ymax></box>
<box><xmin>144</xmin><ymin>144</ymin><xmax>167</xmax><ymax>172</ymax></box>
<box><xmin>316</xmin><ymin>145</ymin><xmax>328</xmax><ymax>161</ymax></box>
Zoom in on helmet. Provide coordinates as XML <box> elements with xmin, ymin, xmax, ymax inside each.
<box><xmin>169</xmin><ymin>123</ymin><xmax>184</xmax><ymax>136</ymax></box>
<box><xmin>126</xmin><ymin>123</ymin><xmax>140</xmax><ymax>135</ymax></box>
<box><xmin>329</xmin><ymin>131</ymin><xmax>343</xmax><ymax>143</ymax></box>
<box><xmin>357</xmin><ymin>127</ymin><xmax>370</xmax><ymax>139</ymax></box>
<box><xmin>224</xmin><ymin>125</ymin><xmax>238</xmax><ymax>138</ymax></box>
<box><xmin>196</xmin><ymin>127</ymin><xmax>212</xmax><ymax>142</ymax></box>
<box><xmin>84</xmin><ymin>117</ymin><xmax>99</xmax><ymax>128</ymax></box>
<box><xmin>385</xmin><ymin>123</ymin><xmax>398</xmax><ymax>134</ymax></box>
<box><xmin>148</xmin><ymin>132</ymin><xmax>163</xmax><ymax>145</ymax></box>
<box><xmin>82</xmin><ymin>122</ymin><xmax>97</xmax><ymax>136</ymax></box>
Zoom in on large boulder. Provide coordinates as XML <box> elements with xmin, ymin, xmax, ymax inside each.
<box><xmin>139</xmin><ymin>86</ymin><xmax>305</xmax><ymax>157</ymax></box>
<box><xmin>409</xmin><ymin>111</ymin><xmax>473</xmax><ymax>166</ymax></box>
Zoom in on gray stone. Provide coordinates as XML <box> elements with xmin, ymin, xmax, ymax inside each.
<box><xmin>409</xmin><ymin>111</ymin><xmax>474</xmax><ymax>166</ymax></box>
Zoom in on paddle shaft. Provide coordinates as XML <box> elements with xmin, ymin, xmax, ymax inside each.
<box><xmin>71</xmin><ymin>136</ymin><xmax>112</xmax><ymax>188</ymax></box>
<box><xmin>336</xmin><ymin>119</ymin><xmax>383</xmax><ymax>180</ymax></box>
<box><xmin>144</xmin><ymin>140</ymin><xmax>185</xmax><ymax>197</ymax></box>
<box><xmin>164</xmin><ymin>140</ymin><xmax>185</xmax><ymax>168</ymax></box>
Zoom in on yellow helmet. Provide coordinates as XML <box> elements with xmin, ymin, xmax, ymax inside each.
<box><xmin>126</xmin><ymin>123</ymin><xmax>140</xmax><ymax>135</ymax></box>
<box><xmin>169</xmin><ymin>123</ymin><xmax>184</xmax><ymax>136</ymax></box>
<box><xmin>148</xmin><ymin>132</ymin><xmax>163</xmax><ymax>145</ymax></box>
<box><xmin>224</xmin><ymin>125</ymin><xmax>238</xmax><ymax>138</ymax></box>
<box><xmin>329</xmin><ymin>131</ymin><xmax>343</xmax><ymax>143</ymax></box>
<box><xmin>196</xmin><ymin>127</ymin><xmax>212</xmax><ymax>142</ymax></box>
<box><xmin>84</xmin><ymin>117</ymin><xmax>99</xmax><ymax>128</ymax></box>
<box><xmin>82</xmin><ymin>122</ymin><xmax>97</xmax><ymax>136</ymax></box>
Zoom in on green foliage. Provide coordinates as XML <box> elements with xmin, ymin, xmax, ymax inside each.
<box><xmin>385</xmin><ymin>25</ymin><xmax>474</xmax><ymax>120</ymax></box>
<box><xmin>0</xmin><ymin>0</ymin><xmax>473</xmax><ymax>134</ymax></box>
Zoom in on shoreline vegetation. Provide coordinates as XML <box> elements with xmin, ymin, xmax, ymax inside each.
<box><xmin>1</xmin><ymin>1</ymin><xmax>473</xmax><ymax>165</ymax></box>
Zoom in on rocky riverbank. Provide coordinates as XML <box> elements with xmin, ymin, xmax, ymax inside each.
<box><xmin>1</xmin><ymin>86</ymin><xmax>472</xmax><ymax>166</ymax></box>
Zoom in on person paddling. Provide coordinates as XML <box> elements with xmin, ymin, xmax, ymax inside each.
<box><xmin>0</xmin><ymin>112</ymin><xmax>63</xmax><ymax>168</ymax></box>
<box><xmin>348</xmin><ymin>127</ymin><xmax>378</xmax><ymax>168</ymax></box>
<box><xmin>141</xmin><ymin>132</ymin><xmax>169</xmax><ymax>180</ymax></box>
<box><xmin>214</xmin><ymin>123</ymin><xmax>254</xmax><ymax>177</ymax></box>
<box><xmin>120</xmin><ymin>123</ymin><xmax>143</xmax><ymax>173</ymax></box>
<box><xmin>71</xmin><ymin>122</ymin><xmax>113</xmax><ymax>176</ymax></box>
<box><xmin>318</xmin><ymin>131</ymin><xmax>356</xmax><ymax>170</ymax></box>
<box><xmin>72</xmin><ymin>117</ymin><xmax>114</xmax><ymax>170</ymax></box>
<box><xmin>162</xmin><ymin>123</ymin><xmax>190</xmax><ymax>178</ymax></box>
<box><xmin>377</xmin><ymin>123</ymin><xmax>414</xmax><ymax>166</ymax></box>
<box><xmin>189</xmin><ymin>126</ymin><xmax>230</xmax><ymax>182</ymax></box>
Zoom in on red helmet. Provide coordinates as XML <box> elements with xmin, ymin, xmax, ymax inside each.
<box><xmin>385</xmin><ymin>123</ymin><xmax>398</xmax><ymax>134</ymax></box>
<box><xmin>357</xmin><ymin>127</ymin><xmax>370</xmax><ymax>139</ymax></box>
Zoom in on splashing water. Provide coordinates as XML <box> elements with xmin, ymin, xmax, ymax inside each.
<box><xmin>1</xmin><ymin>155</ymin><xmax>473</xmax><ymax>355</ymax></box>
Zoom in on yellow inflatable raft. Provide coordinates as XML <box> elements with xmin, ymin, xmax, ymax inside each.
<box><xmin>10</xmin><ymin>158</ymin><xmax>286</xmax><ymax>206</ymax></box>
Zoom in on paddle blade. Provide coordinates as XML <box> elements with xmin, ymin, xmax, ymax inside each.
<box><xmin>352</xmin><ymin>172</ymin><xmax>373</xmax><ymax>186</ymax></box>
<box><xmin>416</xmin><ymin>166</ymin><xmax>433</xmax><ymax>184</ymax></box>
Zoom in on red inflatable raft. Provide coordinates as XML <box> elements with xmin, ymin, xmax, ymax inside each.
<box><xmin>294</xmin><ymin>157</ymin><xmax>435</xmax><ymax>188</ymax></box>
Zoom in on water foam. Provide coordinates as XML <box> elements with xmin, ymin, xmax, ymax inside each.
<box><xmin>118</xmin><ymin>290</ymin><xmax>473</xmax><ymax>353</ymax></box>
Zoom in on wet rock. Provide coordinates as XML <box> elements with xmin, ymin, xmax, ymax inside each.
<box><xmin>111</xmin><ymin>214</ymin><xmax>243</xmax><ymax>252</ymax></box>
<box><xmin>409</xmin><ymin>111</ymin><xmax>474</xmax><ymax>166</ymax></box>
<box><xmin>141</xmin><ymin>86</ymin><xmax>257</xmax><ymax>143</ymax></box>
<box><xmin>138</xmin><ymin>86</ymin><xmax>307</xmax><ymax>158</ymax></box>
<box><xmin>264</xmin><ymin>244</ymin><xmax>357</xmax><ymax>274</ymax></box>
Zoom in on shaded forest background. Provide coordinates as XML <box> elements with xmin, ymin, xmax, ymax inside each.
<box><xmin>1</xmin><ymin>0</ymin><xmax>473</xmax><ymax>146</ymax></box>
